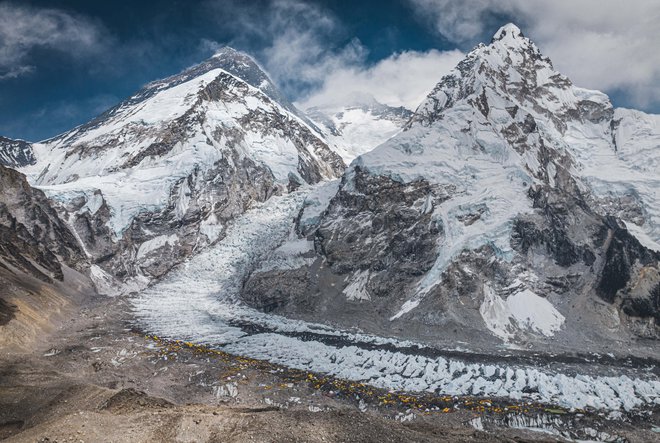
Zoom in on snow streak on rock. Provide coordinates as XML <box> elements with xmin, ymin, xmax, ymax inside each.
<box><xmin>0</xmin><ymin>136</ymin><xmax>35</xmax><ymax>168</ymax></box>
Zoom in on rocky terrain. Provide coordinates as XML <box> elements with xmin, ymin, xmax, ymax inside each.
<box><xmin>0</xmin><ymin>165</ymin><xmax>85</xmax><ymax>283</ymax></box>
<box><xmin>0</xmin><ymin>163</ymin><xmax>93</xmax><ymax>352</ymax></box>
<box><xmin>2</xmin><ymin>293</ymin><xmax>658</xmax><ymax>442</ymax></box>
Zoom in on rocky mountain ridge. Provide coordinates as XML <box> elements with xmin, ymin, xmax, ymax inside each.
<box><xmin>0</xmin><ymin>164</ymin><xmax>85</xmax><ymax>283</ymax></box>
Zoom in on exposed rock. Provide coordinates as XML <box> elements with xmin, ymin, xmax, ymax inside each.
<box><xmin>0</xmin><ymin>136</ymin><xmax>35</xmax><ymax>168</ymax></box>
<box><xmin>0</xmin><ymin>165</ymin><xmax>85</xmax><ymax>283</ymax></box>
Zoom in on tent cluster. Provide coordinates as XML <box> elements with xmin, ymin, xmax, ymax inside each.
<box><xmin>144</xmin><ymin>334</ymin><xmax>576</xmax><ymax>418</ymax></box>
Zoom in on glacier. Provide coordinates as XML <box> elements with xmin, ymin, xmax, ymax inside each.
<box><xmin>133</xmin><ymin>187</ymin><xmax>660</xmax><ymax>412</ymax></box>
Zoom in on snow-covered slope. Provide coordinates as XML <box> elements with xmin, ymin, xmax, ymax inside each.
<box><xmin>242</xmin><ymin>24</ymin><xmax>660</xmax><ymax>349</ymax></box>
<box><xmin>306</xmin><ymin>96</ymin><xmax>413</xmax><ymax>164</ymax></box>
<box><xmin>20</xmin><ymin>48</ymin><xmax>345</xmax><ymax>289</ymax></box>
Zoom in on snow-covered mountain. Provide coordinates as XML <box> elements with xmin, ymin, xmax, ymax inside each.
<box><xmin>243</xmin><ymin>24</ymin><xmax>660</xmax><ymax>350</ymax></box>
<box><xmin>0</xmin><ymin>136</ymin><xmax>35</xmax><ymax>168</ymax></box>
<box><xmin>305</xmin><ymin>95</ymin><xmax>413</xmax><ymax>163</ymax></box>
<box><xmin>19</xmin><ymin>48</ymin><xmax>345</xmax><ymax>290</ymax></box>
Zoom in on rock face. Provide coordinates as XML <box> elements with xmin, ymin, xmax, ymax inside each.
<box><xmin>21</xmin><ymin>48</ymin><xmax>345</xmax><ymax>289</ymax></box>
<box><xmin>0</xmin><ymin>136</ymin><xmax>35</xmax><ymax>168</ymax></box>
<box><xmin>306</xmin><ymin>96</ymin><xmax>413</xmax><ymax>164</ymax></box>
<box><xmin>0</xmin><ymin>165</ymin><xmax>94</xmax><ymax>351</ymax></box>
<box><xmin>0</xmin><ymin>165</ymin><xmax>85</xmax><ymax>283</ymax></box>
<box><xmin>242</xmin><ymin>24</ymin><xmax>660</xmax><ymax>349</ymax></box>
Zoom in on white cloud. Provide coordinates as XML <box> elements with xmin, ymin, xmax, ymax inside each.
<box><xmin>408</xmin><ymin>0</ymin><xmax>497</xmax><ymax>43</ymax></box>
<box><xmin>408</xmin><ymin>0</ymin><xmax>660</xmax><ymax>109</ymax></box>
<box><xmin>0</xmin><ymin>65</ymin><xmax>34</xmax><ymax>80</ymax></box>
<box><xmin>205</xmin><ymin>0</ymin><xmax>463</xmax><ymax>111</ymax></box>
<box><xmin>0</xmin><ymin>2</ymin><xmax>107</xmax><ymax>80</ymax></box>
<box><xmin>298</xmin><ymin>49</ymin><xmax>464</xmax><ymax>111</ymax></box>
<box><xmin>214</xmin><ymin>0</ymin><xmax>366</xmax><ymax>98</ymax></box>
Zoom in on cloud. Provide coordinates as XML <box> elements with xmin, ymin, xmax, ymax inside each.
<box><xmin>0</xmin><ymin>2</ymin><xmax>108</xmax><ymax>80</ymax></box>
<box><xmin>205</xmin><ymin>0</ymin><xmax>362</xmax><ymax>97</ymax></box>
<box><xmin>408</xmin><ymin>0</ymin><xmax>660</xmax><ymax>109</ymax></box>
<box><xmin>204</xmin><ymin>0</ymin><xmax>463</xmax><ymax>111</ymax></box>
<box><xmin>408</xmin><ymin>0</ymin><xmax>498</xmax><ymax>43</ymax></box>
<box><xmin>299</xmin><ymin>49</ymin><xmax>464</xmax><ymax>111</ymax></box>
<box><xmin>0</xmin><ymin>65</ymin><xmax>34</xmax><ymax>80</ymax></box>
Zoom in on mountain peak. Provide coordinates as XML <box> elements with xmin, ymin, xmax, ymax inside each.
<box><xmin>407</xmin><ymin>22</ymin><xmax>605</xmax><ymax>131</ymax></box>
<box><xmin>130</xmin><ymin>46</ymin><xmax>273</xmax><ymax>103</ymax></box>
<box><xmin>207</xmin><ymin>46</ymin><xmax>311</xmax><ymax>121</ymax></box>
<box><xmin>488</xmin><ymin>23</ymin><xmax>540</xmax><ymax>59</ymax></box>
<box><xmin>485</xmin><ymin>23</ymin><xmax>548</xmax><ymax>72</ymax></box>
<box><xmin>491</xmin><ymin>23</ymin><xmax>524</xmax><ymax>42</ymax></box>
<box><xmin>210</xmin><ymin>46</ymin><xmax>263</xmax><ymax>74</ymax></box>
<box><xmin>204</xmin><ymin>46</ymin><xmax>271</xmax><ymax>89</ymax></box>
<box><xmin>212</xmin><ymin>46</ymin><xmax>242</xmax><ymax>57</ymax></box>
<box><xmin>210</xmin><ymin>46</ymin><xmax>259</xmax><ymax>67</ymax></box>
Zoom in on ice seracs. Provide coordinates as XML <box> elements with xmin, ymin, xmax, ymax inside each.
<box><xmin>133</xmin><ymin>187</ymin><xmax>660</xmax><ymax>413</ymax></box>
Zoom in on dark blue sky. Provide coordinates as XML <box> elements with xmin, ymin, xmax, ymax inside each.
<box><xmin>0</xmin><ymin>0</ymin><xmax>654</xmax><ymax>141</ymax></box>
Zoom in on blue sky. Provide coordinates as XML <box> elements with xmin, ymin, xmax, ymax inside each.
<box><xmin>1</xmin><ymin>0</ymin><xmax>659</xmax><ymax>141</ymax></box>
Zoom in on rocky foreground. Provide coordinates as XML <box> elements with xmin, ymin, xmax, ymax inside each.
<box><xmin>1</xmin><ymin>290</ymin><xmax>658</xmax><ymax>443</ymax></box>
